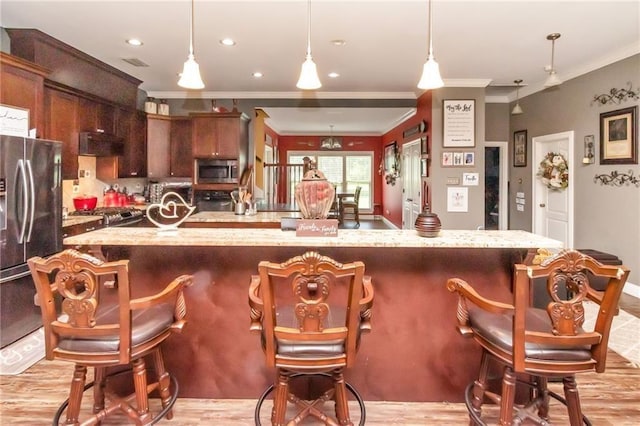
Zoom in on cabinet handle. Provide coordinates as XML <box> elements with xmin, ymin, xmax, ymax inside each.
<box><xmin>131</xmin><ymin>172</ymin><xmax>137</xmax><ymax>176</ymax></box>
<box><xmin>86</xmin><ymin>226</ymin><xmax>96</xmax><ymax>231</ymax></box>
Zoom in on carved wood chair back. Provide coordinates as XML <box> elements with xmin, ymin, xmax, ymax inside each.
<box><xmin>447</xmin><ymin>249</ymin><xmax>630</xmax><ymax>425</ymax></box>
<box><xmin>28</xmin><ymin>249</ymin><xmax>192</xmax><ymax>424</ymax></box>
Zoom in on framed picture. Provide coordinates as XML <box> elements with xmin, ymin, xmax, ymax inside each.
<box><xmin>442</xmin><ymin>151</ymin><xmax>453</xmax><ymax>166</ymax></box>
<box><xmin>447</xmin><ymin>187</ymin><xmax>469</xmax><ymax>212</ymax></box>
<box><xmin>513</xmin><ymin>130</ymin><xmax>527</xmax><ymax>167</ymax></box>
<box><xmin>600</xmin><ymin>106</ymin><xmax>637</xmax><ymax>164</ymax></box>
<box><xmin>453</xmin><ymin>152</ymin><xmax>464</xmax><ymax>166</ymax></box>
<box><xmin>384</xmin><ymin>142</ymin><xmax>398</xmax><ymax>173</ymax></box>
<box><xmin>421</xmin><ymin>158</ymin><xmax>428</xmax><ymax>177</ymax></box>
<box><xmin>464</xmin><ymin>152</ymin><xmax>475</xmax><ymax>166</ymax></box>
<box><xmin>443</xmin><ymin>99</ymin><xmax>475</xmax><ymax>147</ymax></box>
<box><xmin>421</xmin><ymin>136</ymin><xmax>428</xmax><ymax>155</ymax></box>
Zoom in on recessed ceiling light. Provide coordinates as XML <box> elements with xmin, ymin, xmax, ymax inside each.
<box><xmin>220</xmin><ymin>38</ymin><xmax>236</xmax><ymax>46</ymax></box>
<box><xmin>252</xmin><ymin>72</ymin><xmax>263</xmax><ymax>78</ymax></box>
<box><xmin>328</xmin><ymin>72</ymin><xmax>340</xmax><ymax>78</ymax></box>
<box><xmin>126</xmin><ymin>39</ymin><xmax>143</xmax><ymax>46</ymax></box>
<box><xmin>331</xmin><ymin>39</ymin><xmax>347</xmax><ymax>46</ymax></box>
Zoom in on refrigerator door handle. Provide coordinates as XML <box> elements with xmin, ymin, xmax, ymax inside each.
<box><xmin>16</xmin><ymin>159</ymin><xmax>28</xmax><ymax>244</ymax></box>
<box><xmin>25</xmin><ymin>159</ymin><xmax>36</xmax><ymax>242</ymax></box>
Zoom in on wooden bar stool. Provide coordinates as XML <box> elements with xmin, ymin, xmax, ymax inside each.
<box><xmin>249</xmin><ymin>251</ymin><xmax>374</xmax><ymax>425</ymax></box>
<box><xmin>28</xmin><ymin>249</ymin><xmax>193</xmax><ymax>425</ymax></box>
<box><xmin>447</xmin><ymin>249</ymin><xmax>629</xmax><ymax>425</ymax></box>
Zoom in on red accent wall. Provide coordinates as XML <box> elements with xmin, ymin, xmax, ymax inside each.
<box><xmin>381</xmin><ymin>92</ymin><xmax>433</xmax><ymax>228</ymax></box>
<box><xmin>278</xmin><ymin>134</ymin><xmax>384</xmax><ymax>215</ymax></box>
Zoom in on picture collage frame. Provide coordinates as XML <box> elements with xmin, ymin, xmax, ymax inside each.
<box><xmin>441</xmin><ymin>151</ymin><xmax>475</xmax><ymax>167</ymax></box>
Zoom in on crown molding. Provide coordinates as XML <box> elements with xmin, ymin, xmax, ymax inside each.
<box><xmin>146</xmin><ymin>91</ymin><xmax>418</xmax><ymax>100</ymax></box>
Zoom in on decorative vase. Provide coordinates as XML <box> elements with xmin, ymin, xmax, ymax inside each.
<box><xmin>295</xmin><ymin>169</ymin><xmax>336</xmax><ymax>219</ymax></box>
<box><xmin>415</xmin><ymin>203</ymin><xmax>441</xmax><ymax>238</ymax></box>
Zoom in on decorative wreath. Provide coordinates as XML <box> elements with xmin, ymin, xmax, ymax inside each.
<box><xmin>537</xmin><ymin>152</ymin><xmax>569</xmax><ymax>190</ymax></box>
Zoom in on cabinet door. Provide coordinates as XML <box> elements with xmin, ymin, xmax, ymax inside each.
<box><xmin>147</xmin><ymin>116</ymin><xmax>171</xmax><ymax>178</ymax></box>
<box><xmin>77</xmin><ymin>97</ymin><xmax>98</xmax><ymax>132</ymax></box>
<box><xmin>96</xmin><ymin>103</ymin><xmax>115</xmax><ymax>134</ymax></box>
<box><xmin>216</xmin><ymin>117</ymin><xmax>240</xmax><ymax>158</ymax></box>
<box><xmin>191</xmin><ymin>116</ymin><xmax>217</xmax><ymax>157</ymax></box>
<box><xmin>44</xmin><ymin>88</ymin><xmax>78</xmax><ymax>179</ymax></box>
<box><xmin>0</xmin><ymin>56</ymin><xmax>46</xmax><ymax>137</ymax></box>
<box><xmin>170</xmin><ymin>118</ymin><xmax>192</xmax><ymax>177</ymax></box>
<box><xmin>115</xmin><ymin>109</ymin><xmax>146</xmax><ymax>178</ymax></box>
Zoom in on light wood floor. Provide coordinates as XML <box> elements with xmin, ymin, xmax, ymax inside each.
<box><xmin>1</xmin><ymin>350</ymin><xmax>639</xmax><ymax>425</ymax></box>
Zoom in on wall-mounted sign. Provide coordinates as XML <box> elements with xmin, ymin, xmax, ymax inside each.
<box><xmin>443</xmin><ymin>99</ymin><xmax>475</xmax><ymax>147</ymax></box>
<box><xmin>0</xmin><ymin>104</ymin><xmax>30</xmax><ymax>137</ymax></box>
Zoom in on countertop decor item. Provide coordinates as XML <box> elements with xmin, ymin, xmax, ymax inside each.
<box><xmin>146</xmin><ymin>191</ymin><xmax>195</xmax><ymax>230</ymax></box>
<box><xmin>415</xmin><ymin>203</ymin><xmax>441</xmax><ymax>238</ymax></box>
<box><xmin>72</xmin><ymin>195</ymin><xmax>97</xmax><ymax>211</ymax></box>
<box><xmin>537</xmin><ymin>152</ymin><xmax>568</xmax><ymax>190</ymax></box>
<box><xmin>294</xmin><ymin>168</ymin><xmax>335</xmax><ymax>219</ymax></box>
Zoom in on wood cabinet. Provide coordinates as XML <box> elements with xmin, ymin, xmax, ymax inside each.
<box><xmin>44</xmin><ymin>87</ymin><xmax>79</xmax><ymax>179</ymax></box>
<box><xmin>191</xmin><ymin>112</ymin><xmax>249</xmax><ymax>160</ymax></box>
<box><xmin>170</xmin><ymin>117</ymin><xmax>193</xmax><ymax>177</ymax></box>
<box><xmin>116</xmin><ymin>109</ymin><xmax>147</xmax><ymax>178</ymax></box>
<box><xmin>146</xmin><ymin>115</ymin><xmax>171</xmax><ymax>179</ymax></box>
<box><xmin>77</xmin><ymin>98</ymin><xmax>115</xmax><ymax>134</ymax></box>
<box><xmin>0</xmin><ymin>52</ymin><xmax>49</xmax><ymax>138</ymax></box>
<box><xmin>62</xmin><ymin>219</ymin><xmax>103</xmax><ymax>239</ymax></box>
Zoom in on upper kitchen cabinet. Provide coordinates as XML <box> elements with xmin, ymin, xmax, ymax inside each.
<box><xmin>147</xmin><ymin>115</ymin><xmax>171</xmax><ymax>179</ymax></box>
<box><xmin>0</xmin><ymin>52</ymin><xmax>49</xmax><ymax>137</ymax></box>
<box><xmin>97</xmin><ymin>108</ymin><xmax>147</xmax><ymax>179</ymax></box>
<box><xmin>170</xmin><ymin>117</ymin><xmax>193</xmax><ymax>177</ymax></box>
<box><xmin>191</xmin><ymin>112</ymin><xmax>250</xmax><ymax>161</ymax></box>
<box><xmin>44</xmin><ymin>88</ymin><xmax>78</xmax><ymax>179</ymax></box>
<box><xmin>77</xmin><ymin>98</ymin><xmax>116</xmax><ymax>134</ymax></box>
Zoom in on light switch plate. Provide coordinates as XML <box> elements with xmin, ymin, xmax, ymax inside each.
<box><xmin>447</xmin><ymin>177</ymin><xmax>460</xmax><ymax>185</ymax></box>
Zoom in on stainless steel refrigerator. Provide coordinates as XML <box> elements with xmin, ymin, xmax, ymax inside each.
<box><xmin>1</xmin><ymin>135</ymin><xmax>62</xmax><ymax>348</ymax></box>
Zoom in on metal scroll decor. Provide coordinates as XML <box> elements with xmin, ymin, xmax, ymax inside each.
<box><xmin>592</xmin><ymin>82</ymin><xmax>639</xmax><ymax>106</ymax></box>
<box><xmin>593</xmin><ymin>170</ymin><xmax>640</xmax><ymax>187</ymax></box>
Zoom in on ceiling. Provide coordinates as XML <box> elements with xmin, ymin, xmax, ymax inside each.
<box><xmin>1</xmin><ymin>1</ymin><xmax>638</xmax><ymax>135</ymax></box>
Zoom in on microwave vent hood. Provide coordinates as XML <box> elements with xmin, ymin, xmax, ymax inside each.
<box><xmin>79</xmin><ymin>132</ymin><xmax>124</xmax><ymax>156</ymax></box>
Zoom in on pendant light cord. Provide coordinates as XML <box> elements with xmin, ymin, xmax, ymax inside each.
<box><xmin>189</xmin><ymin>0</ymin><xmax>195</xmax><ymax>55</ymax></box>
<box><xmin>428</xmin><ymin>0</ymin><xmax>434</xmax><ymax>58</ymax></box>
<box><xmin>306</xmin><ymin>0</ymin><xmax>312</xmax><ymax>57</ymax></box>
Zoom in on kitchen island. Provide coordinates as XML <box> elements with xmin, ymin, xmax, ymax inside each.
<box><xmin>64</xmin><ymin>228</ymin><xmax>562</xmax><ymax>402</ymax></box>
<box><xmin>183</xmin><ymin>211</ymin><xmax>302</xmax><ymax>228</ymax></box>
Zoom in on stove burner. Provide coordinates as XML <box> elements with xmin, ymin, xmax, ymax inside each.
<box><xmin>69</xmin><ymin>207</ymin><xmax>144</xmax><ymax>226</ymax></box>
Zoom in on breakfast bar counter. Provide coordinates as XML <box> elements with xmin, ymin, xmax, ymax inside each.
<box><xmin>183</xmin><ymin>211</ymin><xmax>301</xmax><ymax>228</ymax></box>
<box><xmin>64</xmin><ymin>228</ymin><xmax>562</xmax><ymax>402</ymax></box>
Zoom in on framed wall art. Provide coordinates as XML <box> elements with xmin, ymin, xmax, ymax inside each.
<box><xmin>421</xmin><ymin>158</ymin><xmax>428</xmax><ymax>177</ymax></box>
<box><xmin>599</xmin><ymin>106</ymin><xmax>637</xmax><ymax>164</ymax></box>
<box><xmin>443</xmin><ymin>99</ymin><xmax>475</xmax><ymax>147</ymax></box>
<box><xmin>384</xmin><ymin>142</ymin><xmax>398</xmax><ymax>173</ymax></box>
<box><xmin>513</xmin><ymin>129</ymin><xmax>527</xmax><ymax>167</ymax></box>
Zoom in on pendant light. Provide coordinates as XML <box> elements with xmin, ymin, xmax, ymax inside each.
<box><xmin>511</xmin><ymin>79</ymin><xmax>524</xmax><ymax>115</ymax></box>
<box><xmin>321</xmin><ymin>125</ymin><xmax>342</xmax><ymax>150</ymax></box>
<box><xmin>543</xmin><ymin>33</ymin><xmax>562</xmax><ymax>88</ymax></box>
<box><xmin>178</xmin><ymin>0</ymin><xmax>205</xmax><ymax>89</ymax></box>
<box><xmin>417</xmin><ymin>0</ymin><xmax>444</xmax><ymax>90</ymax></box>
<box><xmin>296</xmin><ymin>0</ymin><xmax>321</xmax><ymax>90</ymax></box>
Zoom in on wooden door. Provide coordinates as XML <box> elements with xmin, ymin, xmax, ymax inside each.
<box><xmin>77</xmin><ymin>97</ymin><xmax>98</xmax><ymax>132</ymax></box>
<box><xmin>170</xmin><ymin>117</ymin><xmax>192</xmax><ymax>177</ymax></box>
<box><xmin>113</xmin><ymin>108</ymin><xmax>146</xmax><ymax>178</ymax></box>
<box><xmin>532</xmin><ymin>131</ymin><xmax>574</xmax><ymax>248</ymax></box>
<box><xmin>216</xmin><ymin>116</ymin><xmax>240</xmax><ymax>158</ymax></box>
<box><xmin>402</xmin><ymin>140</ymin><xmax>421</xmax><ymax>229</ymax></box>
<box><xmin>44</xmin><ymin>88</ymin><xmax>78</xmax><ymax>179</ymax></box>
<box><xmin>147</xmin><ymin>115</ymin><xmax>171</xmax><ymax>178</ymax></box>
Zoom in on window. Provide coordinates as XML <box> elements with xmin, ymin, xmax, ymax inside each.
<box><xmin>289</xmin><ymin>152</ymin><xmax>373</xmax><ymax>211</ymax></box>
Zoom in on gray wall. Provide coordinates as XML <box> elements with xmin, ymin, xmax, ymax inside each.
<box><xmin>486</xmin><ymin>103</ymin><xmax>510</xmax><ymax>142</ymax></box>
<box><xmin>508</xmin><ymin>55</ymin><xmax>639</xmax><ymax>284</ymax></box>
<box><xmin>431</xmin><ymin>87</ymin><xmax>486</xmax><ymax>230</ymax></box>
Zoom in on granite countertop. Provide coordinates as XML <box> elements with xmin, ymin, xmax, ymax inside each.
<box><xmin>64</xmin><ymin>228</ymin><xmax>564</xmax><ymax>249</ymax></box>
<box><xmin>185</xmin><ymin>211</ymin><xmax>302</xmax><ymax>223</ymax></box>
<box><xmin>62</xmin><ymin>216</ymin><xmax>103</xmax><ymax>227</ymax></box>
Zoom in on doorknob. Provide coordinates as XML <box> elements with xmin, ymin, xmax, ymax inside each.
<box><xmin>539</xmin><ymin>203</ymin><xmax>546</xmax><ymax>207</ymax></box>
<box><xmin>407</xmin><ymin>198</ymin><xmax>413</xmax><ymax>202</ymax></box>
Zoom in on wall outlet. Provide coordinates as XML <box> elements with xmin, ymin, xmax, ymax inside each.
<box><xmin>72</xmin><ymin>185</ymin><xmax>79</xmax><ymax>193</ymax></box>
<box><xmin>85</xmin><ymin>170</ymin><xmax>91</xmax><ymax>178</ymax></box>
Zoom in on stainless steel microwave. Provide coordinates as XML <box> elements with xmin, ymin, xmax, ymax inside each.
<box><xmin>194</xmin><ymin>158</ymin><xmax>239</xmax><ymax>184</ymax></box>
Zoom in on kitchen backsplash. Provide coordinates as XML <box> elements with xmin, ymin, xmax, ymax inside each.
<box><xmin>62</xmin><ymin>156</ymin><xmax>146</xmax><ymax>211</ymax></box>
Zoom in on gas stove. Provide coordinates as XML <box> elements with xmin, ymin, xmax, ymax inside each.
<box><xmin>69</xmin><ymin>207</ymin><xmax>145</xmax><ymax>226</ymax></box>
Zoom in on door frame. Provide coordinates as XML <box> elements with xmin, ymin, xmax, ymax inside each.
<box><xmin>532</xmin><ymin>131</ymin><xmax>575</xmax><ymax>247</ymax></box>
<box><xmin>485</xmin><ymin>141</ymin><xmax>508</xmax><ymax>230</ymax></box>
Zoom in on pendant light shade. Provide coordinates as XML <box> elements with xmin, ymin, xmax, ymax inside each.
<box><xmin>297</xmin><ymin>0</ymin><xmax>321</xmax><ymax>90</ymax></box>
<box><xmin>178</xmin><ymin>0</ymin><xmax>205</xmax><ymax>89</ymax></box>
<box><xmin>543</xmin><ymin>33</ymin><xmax>562</xmax><ymax>88</ymax></box>
<box><xmin>511</xmin><ymin>79</ymin><xmax>524</xmax><ymax>115</ymax></box>
<box><xmin>417</xmin><ymin>0</ymin><xmax>444</xmax><ymax>90</ymax></box>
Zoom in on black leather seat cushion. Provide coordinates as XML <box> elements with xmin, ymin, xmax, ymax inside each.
<box><xmin>58</xmin><ymin>303</ymin><xmax>175</xmax><ymax>353</ymax></box>
<box><xmin>469</xmin><ymin>306</ymin><xmax>592</xmax><ymax>362</ymax></box>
